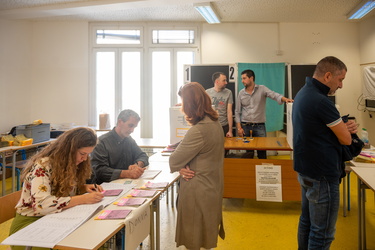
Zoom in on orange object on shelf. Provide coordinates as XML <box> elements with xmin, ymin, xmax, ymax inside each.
<box><xmin>20</xmin><ymin>138</ymin><xmax>33</xmax><ymax>146</ymax></box>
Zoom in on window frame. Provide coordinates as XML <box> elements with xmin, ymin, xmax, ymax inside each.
<box><xmin>89</xmin><ymin>23</ymin><xmax>201</xmax><ymax>139</ymax></box>
<box><xmin>91</xmin><ymin>24</ymin><xmax>144</xmax><ymax>48</ymax></box>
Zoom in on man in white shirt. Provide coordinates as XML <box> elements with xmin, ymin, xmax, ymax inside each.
<box><xmin>235</xmin><ymin>69</ymin><xmax>293</xmax><ymax>159</ymax></box>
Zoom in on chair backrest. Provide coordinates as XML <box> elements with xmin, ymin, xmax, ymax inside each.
<box><xmin>0</xmin><ymin>190</ymin><xmax>21</xmax><ymax>224</ymax></box>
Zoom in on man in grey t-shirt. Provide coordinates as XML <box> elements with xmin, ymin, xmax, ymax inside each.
<box><xmin>206</xmin><ymin>72</ymin><xmax>233</xmax><ymax>137</ymax></box>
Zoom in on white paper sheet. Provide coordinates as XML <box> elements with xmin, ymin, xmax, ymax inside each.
<box><xmin>140</xmin><ymin>170</ymin><xmax>161</xmax><ymax>179</ymax></box>
<box><xmin>255</xmin><ymin>165</ymin><xmax>282</xmax><ymax>202</ymax></box>
<box><xmin>125</xmin><ymin>201</ymin><xmax>151</xmax><ymax>250</ymax></box>
<box><xmin>1</xmin><ymin>183</ymin><xmax>136</xmax><ymax>248</ymax></box>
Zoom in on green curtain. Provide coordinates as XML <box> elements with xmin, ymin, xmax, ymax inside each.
<box><xmin>237</xmin><ymin>63</ymin><xmax>286</xmax><ymax>132</ymax></box>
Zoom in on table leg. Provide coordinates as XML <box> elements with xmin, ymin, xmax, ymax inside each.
<box><xmin>155</xmin><ymin>198</ymin><xmax>160</xmax><ymax>250</ymax></box>
<box><xmin>166</xmin><ymin>186</ymin><xmax>169</xmax><ymax>205</ymax></box>
<box><xmin>150</xmin><ymin>203</ymin><xmax>155</xmax><ymax>250</ymax></box>
<box><xmin>150</xmin><ymin>197</ymin><xmax>161</xmax><ymax>250</ymax></box>
<box><xmin>171</xmin><ymin>182</ymin><xmax>175</xmax><ymax>208</ymax></box>
<box><xmin>12</xmin><ymin>151</ymin><xmax>18</xmax><ymax>193</ymax></box>
<box><xmin>347</xmin><ymin>172</ymin><xmax>351</xmax><ymax>211</ymax></box>
<box><xmin>358</xmin><ymin>177</ymin><xmax>367</xmax><ymax>250</ymax></box>
<box><xmin>1</xmin><ymin>154</ymin><xmax>6</xmax><ymax>196</ymax></box>
<box><xmin>358</xmin><ymin>177</ymin><xmax>361</xmax><ymax>250</ymax></box>
<box><xmin>121</xmin><ymin>227</ymin><xmax>125</xmax><ymax>250</ymax></box>
<box><xmin>343</xmin><ymin>175</ymin><xmax>347</xmax><ymax>217</ymax></box>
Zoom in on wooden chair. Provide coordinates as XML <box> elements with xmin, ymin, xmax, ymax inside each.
<box><xmin>0</xmin><ymin>191</ymin><xmax>33</xmax><ymax>250</ymax></box>
<box><xmin>0</xmin><ymin>190</ymin><xmax>21</xmax><ymax>224</ymax></box>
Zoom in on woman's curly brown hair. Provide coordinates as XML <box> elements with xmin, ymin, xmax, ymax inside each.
<box><xmin>21</xmin><ymin>127</ymin><xmax>97</xmax><ymax>197</ymax></box>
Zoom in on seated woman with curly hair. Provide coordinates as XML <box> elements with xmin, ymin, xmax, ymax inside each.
<box><xmin>9</xmin><ymin>127</ymin><xmax>104</xmax><ymax>250</ymax></box>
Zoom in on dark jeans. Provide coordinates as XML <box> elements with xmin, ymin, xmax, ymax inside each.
<box><xmin>222</xmin><ymin>124</ymin><xmax>230</xmax><ymax>156</ymax></box>
<box><xmin>222</xmin><ymin>124</ymin><xmax>229</xmax><ymax>136</ymax></box>
<box><xmin>297</xmin><ymin>174</ymin><xmax>340</xmax><ymax>250</ymax></box>
<box><xmin>242</xmin><ymin>123</ymin><xmax>267</xmax><ymax>159</ymax></box>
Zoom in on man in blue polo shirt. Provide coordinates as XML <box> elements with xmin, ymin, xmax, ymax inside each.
<box><xmin>292</xmin><ymin>56</ymin><xmax>357</xmax><ymax>249</ymax></box>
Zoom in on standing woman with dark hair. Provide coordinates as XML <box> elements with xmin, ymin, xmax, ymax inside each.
<box><xmin>170</xmin><ymin>82</ymin><xmax>225</xmax><ymax>250</ymax></box>
<box><xmin>9</xmin><ymin>127</ymin><xmax>104</xmax><ymax>250</ymax></box>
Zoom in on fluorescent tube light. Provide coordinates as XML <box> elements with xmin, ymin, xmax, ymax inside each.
<box><xmin>194</xmin><ymin>2</ymin><xmax>220</xmax><ymax>24</ymax></box>
<box><xmin>348</xmin><ymin>0</ymin><xmax>375</xmax><ymax>19</ymax></box>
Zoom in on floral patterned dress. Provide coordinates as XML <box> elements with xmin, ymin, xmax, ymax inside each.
<box><xmin>15</xmin><ymin>157</ymin><xmax>74</xmax><ymax>216</ymax></box>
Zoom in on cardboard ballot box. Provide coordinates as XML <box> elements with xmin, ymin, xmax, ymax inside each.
<box><xmin>170</xmin><ymin>107</ymin><xmax>191</xmax><ymax>144</ymax></box>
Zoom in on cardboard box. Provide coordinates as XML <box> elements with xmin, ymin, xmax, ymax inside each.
<box><xmin>169</xmin><ymin>107</ymin><xmax>191</xmax><ymax>144</ymax></box>
<box><xmin>16</xmin><ymin>123</ymin><xmax>50</xmax><ymax>143</ymax></box>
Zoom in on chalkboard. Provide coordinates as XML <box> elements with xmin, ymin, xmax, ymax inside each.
<box><xmin>184</xmin><ymin>65</ymin><xmax>236</xmax><ymax>114</ymax></box>
<box><xmin>290</xmin><ymin>64</ymin><xmax>335</xmax><ymax>103</ymax></box>
<box><xmin>290</xmin><ymin>65</ymin><xmax>316</xmax><ymax>98</ymax></box>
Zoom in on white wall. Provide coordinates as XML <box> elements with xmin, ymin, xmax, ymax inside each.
<box><xmin>30</xmin><ymin>21</ymin><xmax>89</xmax><ymax>128</ymax></box>
<box><xmin>0</xmin><ymin>19</ymin><xmax>374</xmax><ymax>144</ymax></box>
<box><xmin>0</xmin><ymin>20</ymin><xmax>32</xmax><ymax>132</ymax></box>
<box><xmin>359</xmin><ymin>15</ymin><xmax>375</xmax><ymax>144</ymax></box>
<box><xmin>0</xmin><ymin>20</ymin><xmax>89</xmax><ymax>133</ymax></box>
<box><xmin>201</xmin><ymin>22</ymin><xmax>363</xmax><ymax>128</ymax></box>
<box><xmin>282</xmin><ymin>23</ymin><xmax>362</xmax><ymax>123</ymax></box>
<box><xmin>201</xmin><ymin>23</ymin><xmax>280</xmax><ymax>63</ymax></box>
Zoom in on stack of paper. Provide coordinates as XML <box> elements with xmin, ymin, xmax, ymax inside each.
<box><xmin>117</xmin><ymin>198</ymin><xmax>147</xmax><ymax>206</ymax></box>
<box><xmin>145</xmin><ymin>181</ymin><xmax>169</xmax><ymax>189</ymax></box>
<box><xmin>129</xmin><ymin>189</ymin><xmax>157</xmax><ymax>197</ymax></box>
<box><xmin>140</xmin><ymin>170</ymin><xmax>161</xmax><ymax>179</ymax></box>
<box><xmin>355</xmin><ymin>150</ymin><xmax>375</xmax><ymax>163</ymax></box>
<box><xmin>96</xmin><ymin>209</ymin><xmax>132</xmax><ymax>220</ymax></box>
<box><xmin>162</xmin><ymin>141</ymin><xmax>181</xmax><ymax>153</ymax></box>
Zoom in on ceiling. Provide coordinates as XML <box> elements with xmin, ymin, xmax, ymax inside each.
<box><xmin>0</xmin><ymin>0</ymin><xmax>373</xmax><ymax>23</ymax></box>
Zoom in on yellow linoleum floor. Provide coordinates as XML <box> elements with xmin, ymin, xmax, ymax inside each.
<box><xmin>1</xmin><ymin>172</ymin><xmax>375</xmax><ymax>250</ymax></box>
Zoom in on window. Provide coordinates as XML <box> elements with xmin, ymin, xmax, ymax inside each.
<box><xmin>95</xmin><ymin>51</ymin><xmax>115</xmax><ymax>125</ymax></box>
<box><xmin>96</xmin><ymin>30</ymin><xmax>141</xmax><ymax>44</ymax></box>
<box><xmin>151</xmin><ymin>50</ymin><xmax>195</xmax><ymax>141</ymax></box>
<box><xmin>152</xmin><ymin>30</ymin><xmax>195</xmax><ymax>44</ymax></box>
<box><xmin>90</xmin><ymin>24</ymin><xmax>199</xmax><ymax>141</ymax></box>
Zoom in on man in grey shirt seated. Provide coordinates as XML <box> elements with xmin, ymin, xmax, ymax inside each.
<box><xmin>91</xmin><ymin>109</ymin><xmax>148</xmax><ymax>184</ymax></box>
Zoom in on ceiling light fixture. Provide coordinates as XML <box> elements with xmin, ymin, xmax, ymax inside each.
<box><xmin>348</xmin><ymin>0</ymin><xmax>375</xmax><ymax>19</ymax></box>
<box><xmin>194</xmin><ymin>2</ymin><xmax>220</xmax><ymax>24</ymax></box>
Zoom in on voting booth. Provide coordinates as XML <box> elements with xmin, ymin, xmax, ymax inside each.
<box><xmin>286</xmin><ymin>103</ymin><xmax>293</xmax><ymax>149</ymax></box>
<box><xmin>184</xmin><ymin>64</ymin><xmax>237</xmax><ymax>113</ymax></box>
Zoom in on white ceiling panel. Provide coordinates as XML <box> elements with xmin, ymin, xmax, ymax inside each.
<box><xmin>0</xmin><ymin>0</ymin><xmax>373</xmax><ymax>23</ymax></box>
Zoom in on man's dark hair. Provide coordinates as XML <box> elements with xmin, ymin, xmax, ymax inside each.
<box><xmin>314</xmin><ymin>56</ymin><xmax>347</xmax><ymax>77</ymax></box>
<box><xmin>241</xmin><ymin>69</ymin><xmax>255</xmax><ymax>81</ymax></box>
<box><xmin>212</xmin><ymin>72</ymin><xmax>225</xmax><ymax>83</ymax></box>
